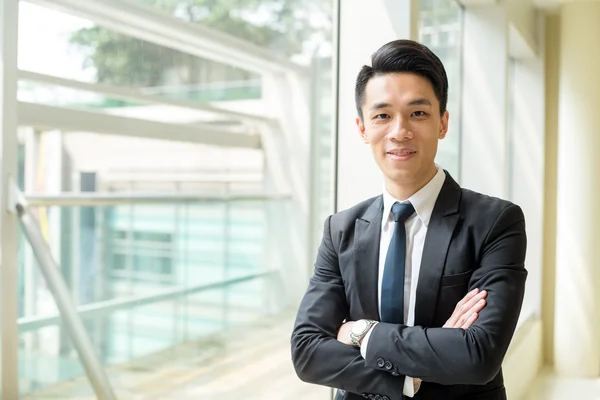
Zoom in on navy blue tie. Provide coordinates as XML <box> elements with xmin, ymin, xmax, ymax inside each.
<box><xmin>381</xmin><ymin>202</ymin><xmax>415</xmax><ymax>324</ymax></box>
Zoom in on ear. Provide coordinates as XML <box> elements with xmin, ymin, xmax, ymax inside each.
<box><xmin>356</xmin><ymin>117</ymin><xmax>369</xmax><ymax>143</ymax></box>
<box><xmin>439</xmin><ymin>110</ymin><xmax>449</xmax><ymax>139</ymax></box>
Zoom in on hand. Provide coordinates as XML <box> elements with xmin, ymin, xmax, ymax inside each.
<box><xmin>413</xmin><ymin>289</ymin><xmax>487</xmax><ymax>391</ymax></box>
<box><xmin>414</xmin><ymin>377</ymin><xmax>422</xmax><ymax>393</ymax></box>
<box><xmin>338</xmin><ymin>321</ymin><xmax>354</xmax><ymax>346</ymax></box>
<box><xmin>443</xmin><ymin>288</ymin><xmax>487</xmax><ymax>329</ymax></box>
<box><xmin>337</xmin><ymin>321</ymin><xmax>355</xmax><ymax>345</ymax></box>
<box><xmin>338</xmin><ymin>289</ymin><xmax>486</xmax><ymax>389</ymax></box>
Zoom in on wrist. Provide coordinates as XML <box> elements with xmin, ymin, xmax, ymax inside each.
<box><xmin>358</xmin><ymin>323</ymin><xmax>377</xmax><ymax>346</ymax></box>
<box><xmin>349</xmin><ymin>319</ymin><xmax>376</xmax><ymax>347</ymax></box>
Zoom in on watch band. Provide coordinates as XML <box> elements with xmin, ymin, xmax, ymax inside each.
<box><xmin>350</xmin><ymin>319</ymin><xmax>376</xmax><ymax>347</ymax></box>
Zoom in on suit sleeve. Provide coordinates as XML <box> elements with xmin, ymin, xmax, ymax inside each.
<box><xmin>364</xmin><ymin>204</ymin><xmax>527</xmax><ymax>385</ymax></box>
<box><xmin>291</xmin><ymin>215</ymin><xmax>405</xmax><ymax>398</ymax></box>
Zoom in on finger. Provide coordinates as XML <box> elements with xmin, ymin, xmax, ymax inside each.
<box><xmin>456</xmin><ymin>288</ymin><xmax>479</xmax><ymax>309</ymax></box>
<box><xmin>456</xmin><ymin>299</ymin><xmax>486</xmax><ymax>328</ymax></box>
<box><xmin>465</xmin><ymin>293</ymin><xmax>487</xmax><ymax>313</ymax></box>
<box><xmin>459</xmin><ymin>290</ymin><xmax>487</xmax><ymax>315</ymax></box>
<box><xmin>445</xmin><ymin>289</ymin><xmax>486</xmax><ymax>328</ymax></box>
<box><xmin>450</xmin><ymin>289</ymin><xmax>480</xmax><ymax>324</ymax></box>
<box><xmin>444</xmin><ymin>314</ymin><xmax>456</xmax><ymax>328</ymax></box>
<box><xmin>445</xmin><ymin>307</ymin><xmax>462</xmax><ymax>328</ymax></box>
<box><xmin>461</xmin><ymin>312</ymin><xmax>478</xmax><ymax>329</ymax></box>
<box><xmin>453</xmin><ymin>292</ymin><xmax>484</xmax><ymax>325</ymax></box>
<box><xmin>446</xmin><ymin>289</ymin><xmax>479</xmax><ymax>327</ymax></box>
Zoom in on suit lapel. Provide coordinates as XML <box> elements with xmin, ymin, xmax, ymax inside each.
<box><xmin>414</xmin><ymin>172</ymin><xmax>462</xmax><ymax>328</ymax></box>
<box><xmin>354</xmin><ymin>196</ymin><xmax>383</xmax><ymax>321</ymax></box>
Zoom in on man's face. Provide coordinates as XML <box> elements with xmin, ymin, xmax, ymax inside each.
<box><xmin>357</xmin><ymin>73</ymin><xmax>449</xmax><ymax>188</ymax></box>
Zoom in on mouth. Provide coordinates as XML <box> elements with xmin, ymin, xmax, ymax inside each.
<box><xmin>386</xmin><ymin>148</ymin><xmax>417</xmax><ymax>161</ymax></box>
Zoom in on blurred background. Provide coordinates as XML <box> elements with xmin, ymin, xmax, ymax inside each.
<box><xmin>0</xmin><ymin>0</ymin><xmax>598</xmax><ymax>399</ymax></box>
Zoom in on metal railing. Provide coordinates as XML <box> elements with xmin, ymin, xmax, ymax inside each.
<box><xmin>13</xmin><ymin>185</ymin><xmax>118</xmax><ymax>400</ymax></box>
<box><xmin>11</xmin><ymin>183</ymin><xmax>287</xmax><ymax>400</ymax></box>
<box><xmin>17</xmin><ymin>271</ymin><xmax>276</xmax><ymax>333</ymax></box>
<box><xmin>23</xmin><ymin>191</ymin><xmax>291</xmax><ymax>207</ymax></box>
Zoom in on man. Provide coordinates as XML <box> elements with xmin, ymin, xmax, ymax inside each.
<box><xmin>291</xmin><ymin>40</ymin><xmax>527</xmax><ymax>400</ymax></box>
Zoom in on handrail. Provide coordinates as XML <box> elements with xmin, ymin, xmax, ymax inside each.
<box><xmin>13</xmin><ymin>180</ymin><xmax>283</xmax><ymax>400</ymax></box>
<box><xmin>12</xmin><ymin>184</ymin><xmax>118</xmax><ymax>400</ymax></box>
<box><xmin>24</xmin><ymin>192</ymin><xmax>291</xmax><ymax>207</ymax></box>
<box><xmin>18</xmin><ymin>271</ymin><xmax>277</xmax><ymax>333</ymax></box>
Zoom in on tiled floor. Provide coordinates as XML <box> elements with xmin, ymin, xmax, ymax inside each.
<box><xmin>22</xmin><ymin>309</ymin><xmax>330</xmax><ymax>400</ymax></box>
<box><xmin>523</xmin><ymin>367</ymin><xmax>600</xmax><ymax>400</ymax></box>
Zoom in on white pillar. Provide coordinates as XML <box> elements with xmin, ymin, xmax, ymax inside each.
<box><xmin>459</xmin><ymin>3</ymin><xmax>509</xmax><ymax>198</ymax></box>
<box><xmin>336</xmin><ymin>0</ymin><xmax>419</xmax><ymax>211</ymax></box>
<box><xmin>554</xmin><ymin>0</ymin><xmax>600</xmax><ymax>378</ymax></box>
<box><xmin>0</xmin><ymin>0</ymin><xmax>20</xmax><ymax>396</ymax></box>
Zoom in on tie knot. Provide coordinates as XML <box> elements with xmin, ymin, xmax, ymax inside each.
<box><xmin>391</xmin><ymin>202</ymin><xmax>415</xmax><ymax>223</ymax></box>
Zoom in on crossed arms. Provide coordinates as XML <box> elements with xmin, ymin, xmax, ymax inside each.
<box><xmin>290</xmin><ymin>204</ymin><xmax>527</xmax><ymax>397</ymax></box>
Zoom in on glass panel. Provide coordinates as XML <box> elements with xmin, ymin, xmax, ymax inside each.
<box><xmin>18</xmin><ymin>2</ymin><xmax>260</xmax><ymax>100</ymax></box>
<box><xmin>18</xmin><ymin>200</ymin><xmax>284</xmax><ymax>397</ymax></box>
<box><xmin>130</xmin><ymin>0</ymin><xmax>334</xmax><ymax>55</ymax></box>
<box><xmin>17</xmin><ymin>0</ymin><xmax>335</xmax><ymax>398</ymax></box>
<box><xmin>420</xmin><ymin>0</ymin><xmax>464</xmax><ymax>181</ymax></box>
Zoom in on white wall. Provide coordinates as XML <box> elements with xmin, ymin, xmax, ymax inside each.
<box><xmin>553</xmin><ymin>1</ymin><xmax>600</xmax><ymax>377</ymax></box>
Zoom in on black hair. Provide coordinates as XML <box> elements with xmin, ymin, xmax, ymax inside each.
<box><xmin>355</xmin><ymin>39</ymin><xmax>448</xmax><ymax>120</ymax></box>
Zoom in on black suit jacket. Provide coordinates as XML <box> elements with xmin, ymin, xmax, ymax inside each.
<box><xmin>291</xmin><ymin>172</ymin><xmax>527</xmax><ymax>400</ymax></box>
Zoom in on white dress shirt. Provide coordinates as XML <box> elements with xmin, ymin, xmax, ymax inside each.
<box><xmin>360</xmin><ymin>166</ymin><xmax>446</xmax><ymax>397</ymax></box>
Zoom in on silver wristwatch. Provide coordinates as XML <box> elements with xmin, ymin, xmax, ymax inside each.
<box><xmin>349</xmin><ymin>319</ymin><xmax>376</xmax><ymax>347</ymax></box>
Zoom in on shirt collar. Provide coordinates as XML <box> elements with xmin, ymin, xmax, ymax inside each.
<box><xmin>382</xmin><ymin>166</ymin><xmax>446</xmax><ymax>228</ymax></box>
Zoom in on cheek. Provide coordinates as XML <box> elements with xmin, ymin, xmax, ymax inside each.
<box><xmin>415</xmin><ymin>126</ymin><xmax>441</xmax><ymax>145</ymax></box>
<box><xmin>367</xmin><ymin>129</ymin><xmax>387</xmax><ymax>148</ymax></box>
<box><xmin>423</xmin><ymin>138</ymin><xmax>439</xmax><ymax>156</ymax></box>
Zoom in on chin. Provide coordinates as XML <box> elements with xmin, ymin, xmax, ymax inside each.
<box><xmin>384</xmin><ymin>169</ymin><xmax>416</xmax><ymax>183</ymax></box>
<box><xmin>383</xmin><ymin>161</ymin><xmax>416</xmax><ymax>173</ymax></box>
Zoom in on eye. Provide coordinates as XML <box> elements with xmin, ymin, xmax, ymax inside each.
<box><xmin>412</xmin><ymin>111</ymin><xmax>428</xmax><ymax>117</ymax></box>
<box><xmin>373</xmin><ymin>114</ymin><xmax>390</xmax><ymax>120</ymax></box>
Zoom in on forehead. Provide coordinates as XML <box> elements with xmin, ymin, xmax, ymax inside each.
<box><xmin>363</xmin><ymin>73</ymin><xmax>437</xmax><ymax>106</ymax></box>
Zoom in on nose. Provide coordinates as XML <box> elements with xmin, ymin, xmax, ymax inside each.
<box><xmin>387</xmin><ymin>117</ymin><xmax>413</xmax><ymax>141</ymax></box>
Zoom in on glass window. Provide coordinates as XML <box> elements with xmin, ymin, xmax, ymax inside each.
<box><xmin>16</xmin><ymin>1</ymin><xmax>335</xmax><ymax>398</ymax></box>
<box><xmin>419</xmin><ymin>0</ymin><xmax>464</xmax><ymax>181</ymax></box>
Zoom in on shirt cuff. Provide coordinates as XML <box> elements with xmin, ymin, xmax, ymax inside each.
<box><xmin>359</xmin><ymin>322</ymin><xmax>377</xmax><ymax>359</ymax></box>
<box><xmin>403</xmin><ymin>377</ymin><xmax>415</xmax><ymax>397</ymax></box>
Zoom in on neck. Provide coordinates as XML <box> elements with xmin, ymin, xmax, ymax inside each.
<box><xmin>385</xmin><ymin>165</ymin><xmax>438</xmax><ymax>200</ymax></box>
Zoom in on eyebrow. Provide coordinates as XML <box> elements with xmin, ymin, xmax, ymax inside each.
<box><xmin>408</xmin><ymin>98</ymin><xmax>432</xmax><ymax>107</ymax></box>
<box><xmin>369</xmin><ymin>98</ymin><xmax>433</xmax><ymax>111</ymax></box>
<box><xmin>370</xmin><ymin>102</ymin><xmax>393</xmax><ymax>111</ymax></box>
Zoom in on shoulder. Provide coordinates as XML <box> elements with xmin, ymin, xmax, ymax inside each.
<box><xmin>460</xmin><ymin>188</ymin><xmax>525</xmax><ymax>226</ymax></box>
<box><xmin>328</xmin><ymin>195</ymin><xmax>382</xmax><ymax>230</ymax></box>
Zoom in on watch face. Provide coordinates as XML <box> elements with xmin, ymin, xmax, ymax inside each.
<box><xmin>353</xmin><ymin>320</ymin><xmax>368</xmax><ymax>334</ymax></box>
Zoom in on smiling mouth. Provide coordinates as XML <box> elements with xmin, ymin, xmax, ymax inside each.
<box><xmin>387</xmin><ymin>149</ymin><xmax>416</xmax><ymax>157</ymax></box>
